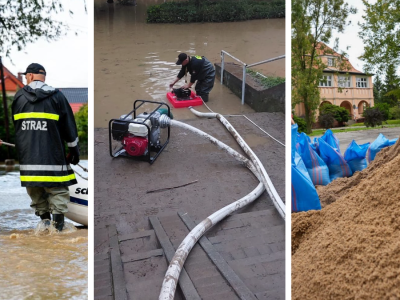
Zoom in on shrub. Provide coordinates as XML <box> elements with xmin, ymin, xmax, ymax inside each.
<box><xmin>363</xmin><ymin>107</ymin><xmax>384</xmax><ymax>127</ymax></box>
<box><xmin>389</xmin><ymin>106</ymin><xmax>400</xmax><ymax>120</ymax></box>
<box><xmin>319</xmin><ymin>103</ymin><xmax>350</xmax><ymax>125</ymax></box>
<box><xmin>246</xmin><ymin>69</ymin><xmax>285</xmax><ymax>89</ymax></box>
<box><xmin>147</xmin><ymin>0</ymin><xmax>285</xmax><ymax>23</ymax></box>
<box><xmin>374</xmin><ymin>102</ymin><xmax>391</xmax><ymax>121</ymax></box>
<box><xmin>318</xmin><ymin>112</ymin><xmax>335</xmax><ymax>129</ymax></box>
<box><xmin>293</xmin><ymin>115</ymin><xmax>307</xmax><ymax>133</ymax></box>
<box><xmin>74</xmin><ymin>104</ymin><xmax>88</xmax><ymax>158</ymax></box>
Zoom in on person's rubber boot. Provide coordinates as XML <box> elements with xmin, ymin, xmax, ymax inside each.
<box><xmin>53</xmin><ymin>214</ymin><xmax>65</xmax><ymax>232</ymax></box>
<box><xmin>40</xmin><ymin>212</ymin><xmax>51</xmax><ymax>226</ymax></box>
<box><xmin>201</xmin><ymin>94</ymin><xmax>209</xmax><ymax>102</ymax></box>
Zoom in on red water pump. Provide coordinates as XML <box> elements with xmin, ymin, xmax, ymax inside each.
<box><xmin>123</xmin><ymin>135</ymin><xmax>148</xmax><ymax>156</ymax></box>
<box><xmin>109</xmin><ymin>100</ymin><xmax>171</xmax><ymax>164</ymax></box>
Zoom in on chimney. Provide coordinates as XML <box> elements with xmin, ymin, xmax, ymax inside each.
<box><xmin>18</xmin><ymin>72</ymin><xmax>23</xmax><ymax>83</ymax></box>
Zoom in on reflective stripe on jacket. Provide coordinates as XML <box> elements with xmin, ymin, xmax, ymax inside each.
<box><xmin>12</xmin><ymin>81</ymin><xmax>79</xmax><ymax>187</ymax></box>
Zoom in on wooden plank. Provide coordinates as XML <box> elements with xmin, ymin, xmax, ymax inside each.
<box><xmin>178</xmin><ymin>212</ymin><xmax>258</xmax><ymax>300</ymax></box>
<box><xmin>107</xmin><ymin>224</ymin><xmax>128</xmax><ymax>300</ymax></box>
<box><xmin>122</xmin><ymin>248</ymin><xmax>164</xmax><ymax>263</ymax></box>
<box><xmin>149</xmin><ymin>215</ymin><xmax>201</xmax><ymax>300</ymax></box>
<box><xmin>118</xmin><ymin>229</ymin><xmax>154</xmax><ymax>242</ymax></box>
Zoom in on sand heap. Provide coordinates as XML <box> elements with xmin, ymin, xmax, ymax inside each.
<box><xmin>292</xmin><ymin>138</ymin><xmax>400</xmax><ymax>299</ymax></box>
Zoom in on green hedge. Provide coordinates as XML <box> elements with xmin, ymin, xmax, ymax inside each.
<box><xmin>246</xmin><ymin>69</ymin><xmax>285</xmax><ymax>89</ymax></box>
<box><xmin>147</xmin><ymin>0</ymin><xmax>285</xmax><ymax>23</ymax></box>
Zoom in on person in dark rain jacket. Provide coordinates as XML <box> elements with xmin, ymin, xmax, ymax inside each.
<box><xmin>169</xmin><ymin>53</ymin><xmax>216</xmax><ymax>102</ymax></box>
<box><xmin>12</xmin><ymin>63</ymin><xmax>80</xmax><ymax>231</ymax></box>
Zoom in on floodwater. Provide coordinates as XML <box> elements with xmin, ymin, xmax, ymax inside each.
<box><xmin>94</xmin><ymin>0</ymin><xmax>285</xmax><ymax>127</ymax></box>
<box><xmin>0</xmin><ymin>161</ymin><xmax>88</xmax><ymax>299</ymax></box>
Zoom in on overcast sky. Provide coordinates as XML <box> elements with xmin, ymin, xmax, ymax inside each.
<box><xmin>327</xmin><ymin>0</ymin><xmax>385</xmax><ymax>77</ymax></box>
<box><xmin>2</xmin><ymin>0</ymin><xmax>88</xmax><ymax>88</ymax></box>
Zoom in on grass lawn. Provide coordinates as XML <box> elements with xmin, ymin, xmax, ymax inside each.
<box><xmin>308</xmin><ymin>120</ymin><xmax>400</xmax><ymax>137</ymax></box>
<box><xmin>350</xmin><ymin>119</ymin><xmax>400</xmax><ymax>127</ymax></box>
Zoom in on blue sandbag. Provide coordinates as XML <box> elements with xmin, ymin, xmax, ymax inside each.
<box><xmin>297</xmin><ymin>133</ymin><xmax>331</xmax><ymax>186</ymax></box>
<box><xmin>344</xmin><ymin>140</ymin><xmax>370</xmax><ymax>173</ymax></box>
<box><xmin>318</xmin><ymin>138</ymin><xmax>353</xmax><ymax>181</ymax></box>
<box><xmin>320</xmin><ymin>129</ymin><xmax>341</xmax><ymax>153</ymax></box>
<box><xmin>367</xmin><ymin>134</ymin><xmax>399</xmax><ymax>163</ymax></box>
<box><xmin>312</xmin><ymin>137</ymin><xmax>320</xmax><ymax>155</ymax></box>
<box><xmin>291</xmin><ymin>124</ymin><xmax>321</xmax><ymax>212</ymax></box>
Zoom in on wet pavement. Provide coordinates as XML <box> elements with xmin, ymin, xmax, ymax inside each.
<box><xmin>94</xmin><ymin>111</ymin><xmax>285</xmax><ymax>299</ymax></box>
<box><xmin>94</xmin><ymin>0</ymin><xmax>285</xmax><ymax>127</ymax></box>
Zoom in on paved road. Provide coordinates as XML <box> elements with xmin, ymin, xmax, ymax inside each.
<box><xmin>316</xmin><ymin>127</ymin><xmax>400</xmax><ymax>153</ymax></box>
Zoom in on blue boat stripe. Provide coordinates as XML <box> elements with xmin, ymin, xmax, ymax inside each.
<box><xmin>70</xmin><ymin>196</ymin><xmax>88</xmax><ymax>206</ymax></box>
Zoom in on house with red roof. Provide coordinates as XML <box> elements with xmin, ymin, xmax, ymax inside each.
<box><xmin>1</xmin><ymin>64</ymin><xmax>87</xmax><ymax>114</ymax></box>
<box><xmin>294</xmin><ymin>43</ymin><xmax>374</xmax><ymax>121</ymax></box>
<box><xmin>0</xmin><ymin>65</ymin><xmax>24</xmax><ymax>96</ymax></box>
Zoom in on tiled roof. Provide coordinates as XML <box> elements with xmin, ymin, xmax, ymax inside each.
<box><xmin>0</xmin><ymin>65</ymin><xmax>24</xmax><ymax>92</ymax></box>
<box><xmin>70</xmin><ymin>103</ymin><xmax>85</xmax><ymax>114</ymax></box>
<box><xmin>316</xmin><ymin>42</ymin><xmax>366</xmax><ymax>75</ymax></box>
<box><xmin>57</xmin><ymin>88</ymin><xmax>88</xmax><ymax>104</ymax></box>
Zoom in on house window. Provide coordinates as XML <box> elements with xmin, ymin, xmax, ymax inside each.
<box><xmin>319</xmin><ymin>75</ymin><xmax>332</xmax><ymax>87</ymax></box>
<box><xmin>328</xmin><ymin>58</ymin><xmax>335</xmax><ymax>67</ymax></box>
<box><xmin>338</xmin><ymin>76</ymin><xmax>351</xmax><ymax>88</ymax></box>
<box><xmin>356</xmin><ymin>77</ymin><xmax>368</xmax><ymax>88</ymax></box>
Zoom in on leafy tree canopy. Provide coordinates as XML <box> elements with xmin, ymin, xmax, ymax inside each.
<box><xmin>359</xmin><ymin>0</ymin><xmax>400</xmax><ymax>77</ymax></box>
<box><xmin>0</xmin><ymin>0</ymin><xmax>70</xmax><ymax>58</ymax></box>
<box><xmin>292</xmin><ymin>0</ymin><xmax>356</xmax><ymax>133</ymax></box>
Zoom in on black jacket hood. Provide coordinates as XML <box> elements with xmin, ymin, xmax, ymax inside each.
<box><xmin>20</xmin><ymin>81</ymin><xmax>58</xmax><ymax>103</ymax></box>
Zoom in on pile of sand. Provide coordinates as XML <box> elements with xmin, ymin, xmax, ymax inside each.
<box><xmin>292</xmin><ymin>139</ymin><xmax>400</xmax><ymax>299</ymax></box>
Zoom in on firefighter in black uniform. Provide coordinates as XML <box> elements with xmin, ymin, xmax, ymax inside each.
<box><xmin>12</xmin><ymin>63</ymin><xmax>80</xmax><ymax>231</ymax></box>
<box><xmin>169</xmin><ymin>53</ymin><xmax>216</xmax><ymax>102</ymax></box>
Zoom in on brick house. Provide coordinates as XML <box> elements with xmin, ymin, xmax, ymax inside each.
<box><xmin>0</xmin><ymin>65</ymin><xmax>24</xmax><ymax>96</ymax></box>
<box><xmin>294</xmin><ymin>43</ymin><xmax>374</xmax><ymax>122</ymax></box>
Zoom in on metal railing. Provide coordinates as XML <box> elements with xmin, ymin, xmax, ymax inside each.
<box><xmin>220</xmin><ymin>50</ymin><xmax>285</xmax><ymax>105</ymax></box>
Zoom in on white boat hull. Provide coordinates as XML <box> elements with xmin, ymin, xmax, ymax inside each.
<box><xmin>66</xmin><ymin>167</ymin><xmax>88</xmax><ymax>226</ymax></box>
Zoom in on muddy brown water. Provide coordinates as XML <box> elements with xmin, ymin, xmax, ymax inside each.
<box><xmin>0</xmin><ymin>166</ymin><xmax>88</xmax><ymax>299</ymax></box>
<box><xmin>94</xmin><ymin>0</ymin><xmax>285</xmax><ymax>127</ymax></box>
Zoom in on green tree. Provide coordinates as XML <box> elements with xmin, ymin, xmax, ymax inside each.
<box><xmin>374</xmin><ymin>103</ymin><xmax>391</xmax><ymax>121</ymax></box>
<box><xmin>359</xmin><ymin>0</ymin><xmax>400</xmax><ymax>76</ymax></box>
<box><xmin>74</xmin><ymin>104</ymin><xmax>88</xmax><ymax>158</ymax></box>
<box><xmin>291</xmin><ymin>0</ymin><xmax>356</xmax><ymax>133</ymax></box>
<box><xmin>382</xmin><ymin>64</ymin><xmax>400</xmax><ymax>107</ymax></box>
<box><xmin>373</xmin><ymin>75</ymin><xmax>383</xmax><ymax>104</ymax></box>
<box><xmin>0</xmin><ymin>0</ymin><xmax>72</xmax><ymax>58</ymax></box>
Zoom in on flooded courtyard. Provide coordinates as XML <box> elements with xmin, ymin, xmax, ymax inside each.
<box><xmin>94</xmin><ymin>0</ymin><xmax>285</xmax><ymax>127</ymax></box>
<box><xmin>0</xmin><ymin>162</ymin><xmax>88</xmax><ymax>299</ymax></box>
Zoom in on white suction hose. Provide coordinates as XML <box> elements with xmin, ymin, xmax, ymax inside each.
<box><xmin>189</xmin><ymin>107</ymin><xmax>285</xmax><ymax>220</ymax></box>
<box><xmin>159</xmin><ymin>182</ymin><xmax>265</xmax><ymax>300</ymax></box>
<box><xmin>170</xmin><ymin>119</ymin><xmax>260</xmax><ymax>180</ymax></box>
<box><xmin>157</xmin><ymin>116</ymin><xmax>272</xmax><ymax>299</ymax></box>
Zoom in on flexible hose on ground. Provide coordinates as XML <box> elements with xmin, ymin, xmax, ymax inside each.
<box><xmin>158</xmin><ymin>182</ymin><xmax>264</xmax><ymax>300</ymax></box>
<box><xmin>158</xmin><ymin>117</ymin><xmax>269</xmax><ymax>299</ymax></box>
<box><xmin>189</xmin><ymin>107</ymin><xmax>285</xmax><ymax>220</ymax></box>
<box><xmin>170</xmin><ymin>120</ymin><xmax>260</xmax><ymax>181</ymax></box>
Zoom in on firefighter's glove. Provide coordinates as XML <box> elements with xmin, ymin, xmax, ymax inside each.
<box><xmin>67</xmin><ymin>146</ymin><xmax>80</xmax><ymax>165</ymax></box>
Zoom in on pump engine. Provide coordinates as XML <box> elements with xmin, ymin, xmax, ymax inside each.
<box><xmin>109</xmin><ymin>100</ymin><xmax>171</xmax><ymax>164</ymax></box>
